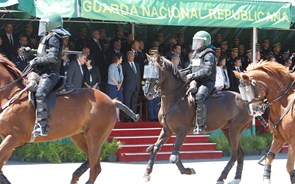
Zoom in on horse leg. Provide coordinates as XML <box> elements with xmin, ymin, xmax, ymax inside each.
<box><xmin>286</xmin><ymin>141</ymin><xmax>295</xmax><ymax>183</ymax></box>
<box><xmin>70</xmin><ymin>134</ymin><xmax>89</xmax><ymax>184</ymax></box>
<box><xmin>217</xmin><ymin>128</ymin><xmax>240</xmax><ymax>184</ymax></box>
<box><xmin>171</xmin><ymin>130</ymin><xmax>196</xmax><ymax>175</ymax></box>
<box><xmin>0</xmin><ymin>135</ymin><xmax>24</xmax><ymax>184</ymax></box>
<box><xmin>84</xmin><ymin>134</ymin><xmax>103</xmax><ymax>184</ymax></box>
<box><xmin>0</xmin><ymin>150</ymin><xmax>13</xmax><ymax>184</ymax></box>
<box><xmin>261</xmin><ymin>137</ymin><xmax>285</xmax><ymax>184</ymax></box>
<box><xmin>143</xmin><ymin>127</ymin><xmax>172</xmax><ymax>182</ymax></box>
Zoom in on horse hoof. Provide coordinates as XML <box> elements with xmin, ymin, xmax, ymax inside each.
<box><xmin>180</xmin><ymin>168</ymin><xmax>196</xmax><ymax>175</ymax></box>
<box><xmin>227</xmin><ymin>179</ymin><xmax>241</xmax><ymax>184</ymax></box>
<box><xmin>190</xmin><ymin>168</ymin><xmax>196</xmax><ymax>174</ymax></box>
<box><xmin>143</xmin><ymin>175</ymin><xmax>151</xmax><ymax>182</ymax></box>
<box><xmin>169</xmin><ymin>154</ymin><xmax>178</xmax><ymax>164</ymax></box>
<box><xmin>263</xmin><ymin>179</ymin><xmax>271</xmax><ymax>184</ymax></box>
<box><xmin>216</xmin><ymin>181</ymin><xmax>224</xmax><ymax>184</ymax></box>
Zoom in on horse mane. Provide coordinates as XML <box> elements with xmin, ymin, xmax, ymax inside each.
<box><xmin>246</xmin><ymin>61</ymin><xmax>295</xmax><ymax>80</ymax></box>
<box><xmin>0</xmin><ymin>54</ymin><xmax>22</xmax><ymax>78</ymax></box>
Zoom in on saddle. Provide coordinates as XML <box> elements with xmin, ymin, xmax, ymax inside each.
<box><xmin>26</xmin><ymin>72</ymin><xmax>74</xmax><ymax>110</ymax></box>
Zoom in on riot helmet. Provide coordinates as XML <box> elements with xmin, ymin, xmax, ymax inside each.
<box><xmin>38</xmin><ymin>13</ymin><xmax>63</xmax><ymax>36</ymax></box>
<box><xmin>192</xmin><ymin>31</ymin><xmax>211</xmax><ymax>51</ymax></box>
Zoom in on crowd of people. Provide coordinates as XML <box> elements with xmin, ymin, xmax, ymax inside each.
<box><xmin>1</xmin><ymin>20</ymin><xmax>294</xmax><ymax>124</ymax></box>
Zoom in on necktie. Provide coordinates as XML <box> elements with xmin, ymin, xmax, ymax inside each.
<box><xmin>131</xmin><ymin>63</ymin><xmax>136</xmax><ymax>74</ymax></box>
<box><xmin>96</xmin><ymin>40</ymin><xmax>101</xmax><ymax>50</ymax></box>
<box><xmin>9</xmin><ymin>35</ymin><xmax>13</xmax><ymax>45</ymax></box>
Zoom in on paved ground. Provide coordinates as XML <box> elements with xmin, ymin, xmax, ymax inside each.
<box><xmin>2</xmin><ymin>153</ymin><xmax>290</xmax><ymax>184</ymax></box>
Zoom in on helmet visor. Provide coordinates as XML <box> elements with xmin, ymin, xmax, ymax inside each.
<box><xmin>38</xmin><ymin>18</ymin><xmax>48</xmax><ymax>36</ymax></box>
<box><xmin>192</xmin><ymin>38</ymin><xmax>203</xmax><ymax>51</ymax></box>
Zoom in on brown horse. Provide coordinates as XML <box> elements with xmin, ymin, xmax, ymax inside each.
<box><xmin>142</xmin><ymin>56</ymin><xmax>252</xmax><ymax>184</ymax></box>
<box><xmin>0</xmin><ymin>55</ymin><xmax>139</xmax><ymax>184</ymax></box>
<box><xmin>234</xmin><ymin>61</ymin><xmax>295</xmax><ymax>184</ymax></box>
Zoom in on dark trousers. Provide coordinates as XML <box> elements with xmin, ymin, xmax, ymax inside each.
<box><xmin>148</xmin><ymin>97</ymin><xmax>160</xmax><ymax>121</ymax></box>
<box><xmin>124</xmin><ymin>88</ymin><xmax>139</xmax><ymax>121</ymax></box>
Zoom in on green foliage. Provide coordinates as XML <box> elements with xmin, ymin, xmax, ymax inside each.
<box><xmin>101</xmin><ymin>139</ymin><xmax>122</xmax><ymax>161</ymax></box>
<box><xmin>12</xmin><ymin>139</ymin><xmax>122</xmax><ymax>163</ymax></box>
<box><xmin>209</xmin><ymin>135</ymin><xmax>231</xmax><ymax>156</ymax></box>
<box><xmin>209</xmin><ymin>133</ymin><xmax>273</xmax><ymax>156</ymax></box>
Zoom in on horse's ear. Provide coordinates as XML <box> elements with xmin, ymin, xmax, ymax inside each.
<box><xmin>145</xmin><ymin>53</ymin><xmax>151</xmax><ymax>59</ymax></box>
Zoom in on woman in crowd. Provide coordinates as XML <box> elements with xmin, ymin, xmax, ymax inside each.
<box><xmin>83</xmin><ymin>55</ymin><xmax>101</xmax><ymax>90</ymax></box>
<box><xmin>106</xmin><ymin>53</ymin><xmax>124</xmax><ymax>122</ymax></box>
<box><xmin>215</xmin><ymin>56</ymin><xmax>230</xmax><ymax>91</ymax></box>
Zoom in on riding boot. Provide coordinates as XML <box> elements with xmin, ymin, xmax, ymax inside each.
<box><xmin>193</xmin><ymin>102</ymin><xmax>207</xmax><ymax>134</ymax></box>
<box><xmin>32</xmin><ymin>97</ymin><xmax>50</xmax><ymax>136</ymax></box>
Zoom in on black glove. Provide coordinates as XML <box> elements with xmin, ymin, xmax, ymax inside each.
<box><xmin>186</xmin><ymin>73</ymin><xmax>194</xmax><ymax>81</ymax></box>
<box><xmin>29</xmin><ymin>57</ymin><xmax>40</xmax><ymax>67</ymax></box>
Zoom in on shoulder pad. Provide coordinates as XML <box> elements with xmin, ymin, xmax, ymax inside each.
<box><xmin>52</xmin><ymin>28</ymin><xmax>71</xmax><ymax>37</ymax></box>
<box><xmin>198</xmin><ymin>48</ymin><xmax>215</xmax><ymax>58</ymax></box>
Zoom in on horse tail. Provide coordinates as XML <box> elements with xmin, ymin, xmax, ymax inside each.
<box><xmin>113</xmin><ymin>99</ymin><xmax>140</xmax><ymax>122</ymax></box>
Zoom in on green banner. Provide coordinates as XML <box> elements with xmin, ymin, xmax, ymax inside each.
<box><xmin>17</xmin><ymin>0</ymin><xmax>79</xmax><ymax>18</ymax></box>
<box><xmin>81</xmin><ymin>0</ymin><xmax>291</xmax><ymax>29</ymax></box>
<box><xmin>0</xmin><ymin>0</ymin><xmax>17</xmax><ymax>7</ymax></box>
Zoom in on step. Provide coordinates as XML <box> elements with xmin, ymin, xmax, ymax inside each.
<box><xmin>112</xmin><ymin>135</ymin><xmax>210</xmax><ymax>145</ymax></box>
<box><xmin>110</xmin><ymin>127</ymin><xmax>162</xmax><ymax>137</ymax></box>
<box><xmin>118</xmin><ymin>150</ymin><xmax>223</xmax><ymax>162</ymax></box>
<box><xmin>114</xmin><ymin>122</ymin><xmax>162</xmax><ymax>129</ymax></box>
<box><xmin>118</xmin><ymin>143</ymin><xmax>217</xmax><ymax>154</ymax></box>
<box><xmin>281</xmin><ymin>144</ymin><xmax>288</xmax><ymax>153</ymax></box>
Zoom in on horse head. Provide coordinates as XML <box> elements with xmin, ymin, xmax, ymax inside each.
<box><xmin>143</xmin><ymin>54</ymin><xmax>184</xmax><ymax>100</ymax></box>
<box><xmin>234</xmin><ymin>61</ymin><xmax>295</xmax><ymax>117</ymax></box>
<box><xmin>142</xmin><ymin>54</ymin><xmax>161</xmax><ymax>100</ymax></box>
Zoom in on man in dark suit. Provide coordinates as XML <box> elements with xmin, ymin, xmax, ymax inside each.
<box><xmin>106</xmin><ymin>38</ymin><xmax>122</xmax><ymax>67</ymax></box>
<box><xmin>1</xmin><ymin>22</ymin><xmax>17</xmax><ymax>60</ymax></box>
<box><xmin>87</xmin><ymin>30</ymin><xmax>107</xmax><ymax>92</ymax></box>
<box><xmin>122</xmin><ymin>51</ymin><xmax>141</xmax><ymax>121</ymax></box>
<box><xmin>66</xmin><ymin>54</ymin><xmax>87</xmax><ymax>89</ymax></box>
<box><xmin>228</xmin><ymin>57</ymin><xmax>243</xmax><ymax>93</ymax></box>
<box><xmin>12</xmin><ymin>46</ymin><xmax>29</xmax><ymax>71</ymax></box>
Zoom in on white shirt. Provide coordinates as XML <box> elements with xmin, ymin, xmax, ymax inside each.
<box><xmin>77</xmin><ymin>60</ymin><xmax>83</xmax><ymax>75</ymax></box>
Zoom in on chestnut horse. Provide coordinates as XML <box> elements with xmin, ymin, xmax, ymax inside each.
<box><xmin>142</xmin><ymin>56</ymin><xmax>252</xmax><ymax>184</ymax></box>
<box><xmin>0</xmin><ymin>55</ymin><xmax>139</xmax><ymax>184</ymax></box>
<box><xmin>234</xmin><ymin>61</ymin><xmax>295</xmax><ymax>184</ymax></box>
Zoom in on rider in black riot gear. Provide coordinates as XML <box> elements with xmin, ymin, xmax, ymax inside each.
<box><xmin>30</xmin><ymin>13</ymin><xmax>71</xmax><ymax>136</ymax></box>
<box><xmin>185</xmin><ymin>31</ymin><xmax>216</xmax><ymax>134</ymax></box>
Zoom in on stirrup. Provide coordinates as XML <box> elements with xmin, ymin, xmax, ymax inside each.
<box><xmin>193</xmin><ymin>125</ymin><xmax>206</xmax><ymax>134</ymax></box>
<box><xmin>32</xmin><ymin>124</ymin><xmax>48</xmax><ymax>137</ymax></box>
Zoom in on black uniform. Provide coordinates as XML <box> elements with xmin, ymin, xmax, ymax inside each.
<box><xmin>186</xmin><ymin>47</ymin><xmax>216</xmax><ymax>133</ymax></box>
<box><xmin>30</xmin><ymin>28</ymin><xmax>70</xmax><ymax>136</ymax></box>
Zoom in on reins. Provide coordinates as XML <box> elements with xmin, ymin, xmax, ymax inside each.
<box><xmin>266</xmin><ymin>79</ymin><xmax>295</xmax><ymax>128</ymax></box>
<box><xmin>160</xmin><ymin>82</ymin><xmax>189</xmax><ymax>133</ymax></box>
<box><xmin>264</xmin><ymin>79</ymin><xmax>295</xmax><ymax>129</ymax></box>
<box><xmin>0</xmin><ymin>66</ymin><xmax>33</xmax><ymax>113</ymax></box>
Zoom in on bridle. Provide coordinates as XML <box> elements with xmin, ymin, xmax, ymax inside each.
<box><xmin>239</xmin><ymin>75</ymin><xmax>295</xmax><ymax>128</ymax></box>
